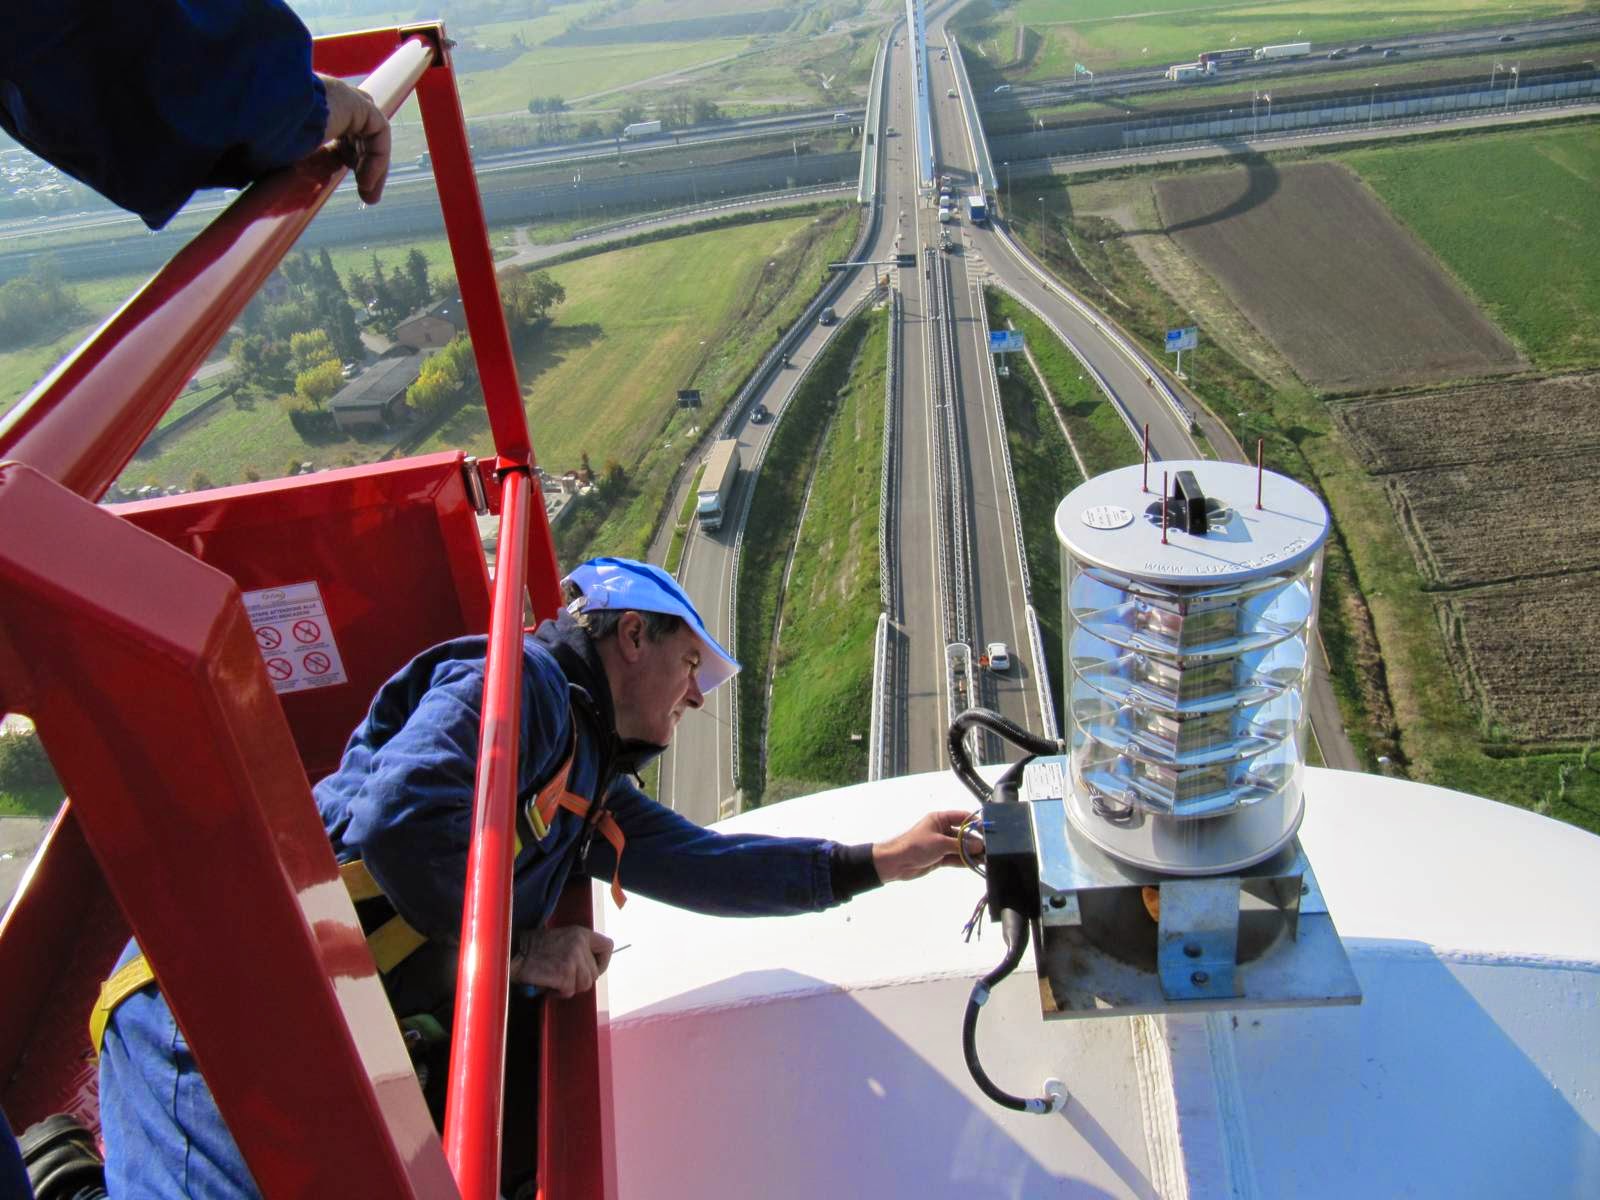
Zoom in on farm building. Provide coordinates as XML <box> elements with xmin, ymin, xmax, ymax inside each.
<box><xmin>392</xmin><ymin>296</ymin><xmax>468</xmax><ymax>351</ymax></box>
<box><xmin>326</xmin><ymin>352</ymin><xmax>423</xmax><ymax>433</ymax></box>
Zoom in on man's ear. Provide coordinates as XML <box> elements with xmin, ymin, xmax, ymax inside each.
<box><xmin>616</xmin><ymin>611</ymin><xmax>646</xmax><ymax>662</ymax></box>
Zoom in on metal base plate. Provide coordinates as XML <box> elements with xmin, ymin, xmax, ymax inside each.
<box><xmin>1027</xmin><ymin>794</ymin><xmax>1362</xmax><ymax>1020</ymax></box>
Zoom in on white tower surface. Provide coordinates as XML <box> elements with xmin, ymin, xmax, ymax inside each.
<box><xmin>600</xmin><ymin>770</ymin><xmax>1600</xmax><ymax>1198</ymax></box>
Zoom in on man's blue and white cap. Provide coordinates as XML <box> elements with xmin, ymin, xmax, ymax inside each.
<box><xmin>562</xmin><ymin>557</ymin><xmax>741</xmax><ymax>693</ymax></box>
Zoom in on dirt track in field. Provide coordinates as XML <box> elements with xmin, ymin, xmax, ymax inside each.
<box><xmin>1154</xmin><ymin>162</ymin><xmax>1524</xmax><ymax>392</ymax></box>
<box><xmin>1336</xmin><ymin>372</ymin><xmax>1600</xmax><ymax>741</ymax></box>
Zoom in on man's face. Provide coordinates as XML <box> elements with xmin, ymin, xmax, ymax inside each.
<box><xmin>612</xmin><ymin>616</ymin><xmax>706</xmax><ymax>746</ymax></box>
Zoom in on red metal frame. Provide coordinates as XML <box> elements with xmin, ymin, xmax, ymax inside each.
<box><xmin>0</xmin><ymin>22</ymin><xmax>606</xmax><ymax>1200</ymax></box>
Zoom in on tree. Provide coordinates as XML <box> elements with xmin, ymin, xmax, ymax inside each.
<box><xmin>691</xmin><ymin>96</ymin><xmax>721</xmax><ymax>125</ymax></box>
<box><xmin>290</xmin><ymin>329</ymin><xmax>338</xmax><ymax>373</ymax></box>
<box><xmin>190</xmin><ymin>471</ymin><xmax>215</xmax><ymax>492</ymax></box>
<box><xmin>498</xmin><ymin>266</ymin><xmax>566</xmax><ymax>331</ymax></box>
<box><xmin>404</xmin><ymin>249</ymin><xmax>431</xmax><ymax>307</ymax></box>
<box><xmin>294</xmin><ymin>358</ymin><xmax>345</xmax><ymax>408</ymax></box>
<box><xmin>602</xmin><ymin>458</ymin><xmax>627</xmax><ymax>494</ymax></box>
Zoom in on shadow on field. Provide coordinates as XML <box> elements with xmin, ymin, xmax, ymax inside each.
<box><xmin>1132</xmin><ymin>150</ymin><xmax>1281</xmax><ymax>236</ymax></box>
<box><xmin>515</xmin><ymin>322</ymin><xmax>605</xmax><ymax>388</ymax></box>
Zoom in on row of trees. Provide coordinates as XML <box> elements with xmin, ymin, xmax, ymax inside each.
<box><xmin>347</xmin><ymin>249</ymin><xmax>434</xmax><ymax>331</ymax></box>
<box><xmin>406</xmin><ymin>336</ymin><xmax>479</xmax><ymax>420</ymax></box>
<box><xmin>232</xmin><ymin>248</ymin><xmax>363</xmax><ymax>396</ymax></box>
<box><xmin>0</xmin><ymin>257</ymin><xmax>83</xmax><ymax>347</ymax></box>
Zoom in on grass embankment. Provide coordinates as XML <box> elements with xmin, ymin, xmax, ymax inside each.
<box><xmin>1008</xmin><ymin>177</ymin><xmax>1394</xmax><ymax>775</ymax></box>
<box><xmin>958</xmin><ymin>0</ymin><xmax>1588</xmax><ymax>79</ymax></box>
<box><xmin>986</xmin><ymin>289</ymin><xmax>1146</xmax><ymax>717</ymax></box>
<box><xmin>540</xmin><ymin>204</ymin><xmax>859</xmax><ymax>563</ymax></box>
<box><xmin>764</xmin><ymin>311</ymin><xmax>888</xmax><ymax>802</ymax></box>
<box><xmin>665</xmin><ymin>466</ymin><xmax>704</xmax><ymax>574</ymax></box>
<box><xmin>1339</xmin><ymin>123</ymin><xmax>1600</xmax><ymax>370</ymax></box>
<box><xmin>737</xmin><ymin>310</ymin><xmax>878</xmax><ymax>804</ymax></box>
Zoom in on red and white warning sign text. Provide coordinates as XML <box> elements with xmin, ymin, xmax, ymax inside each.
<box><xmin>242</xmin><ymin>581</ymin><xmax>348</xmax><ymax>694</ymax></box>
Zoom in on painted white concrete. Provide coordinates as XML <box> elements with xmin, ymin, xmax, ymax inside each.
<box><xmin>599</xmin><ymin>768</ymin><xmax>1600</xmax><ymax>1198</ymax></box>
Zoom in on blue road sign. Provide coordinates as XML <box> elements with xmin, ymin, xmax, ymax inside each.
<box><xmin>989</xmin><ymin>330</ymin><xmax>1025</xmax><ymax>353</ymax></box>
<box><xmin>1165</xmin><ymin>326</ymin><xmax>1198</xmax><ymax>352</ymax></box>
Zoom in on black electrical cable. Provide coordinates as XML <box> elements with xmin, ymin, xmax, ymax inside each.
<box><xmin>947</xmin><ymin>706</ymin><xmax>1063</xmax><ymax>803</ymax></box>
<box><xmin>962</xmin><ymin>908</ymin><xmax>1060</xmax><ymax>1115</ymax></box>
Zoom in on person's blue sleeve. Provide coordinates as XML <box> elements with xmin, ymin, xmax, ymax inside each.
<box><xmin>341</xmin><ymin>658</ymin><xmax>568</xmax><ymax>942</ymax></box>
<box><xmin>0</xmin><ymin>1</ymin><xmax>329</xmax><ymax>229</ymax></box>
<box><xmin>589</xmin><ymin>778</ymin><xmax>842</xmax><ymax>916</ymax></box>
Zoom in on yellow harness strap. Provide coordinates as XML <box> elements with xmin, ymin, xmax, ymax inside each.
<box><xmin>89</xmin><ymin>861</ymin><xmax>429</xmax><ymax>1056</ymax></box>
<box><xmin>88</xmin><ymin>954</ymin><xmax>158</xmax><ymax>1058</ymax></box>
<box><xmin>339</xmin><ymin>859</ymin><xmax>430</xmax><ymax>973</ymax></box>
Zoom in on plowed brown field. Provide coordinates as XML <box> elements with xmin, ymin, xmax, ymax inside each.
<box><xmin>1154</xmin><ymin>162</ymin><xmax>1524</xmax><ymax>392</ymax></box>
<box><xmin>1336</xmin><ymin>372</ymin><xmax>1600</xmax><ymax>741</ymax></box>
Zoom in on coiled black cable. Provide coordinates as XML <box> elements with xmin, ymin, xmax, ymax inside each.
<box><xmin>962</xmin><ymin>908</ymin><xmax>1060</xmax><ymax>1114</ymax></box>
<box><xmin>947</xmin><ymin>706</ymin><xmax>1062</xmax><ymax>803</ymax></box>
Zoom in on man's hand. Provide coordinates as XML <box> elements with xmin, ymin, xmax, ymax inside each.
<box><xmin>320</xmin><ymin>76</ymin><xmax>392</xmax><ymax>204</ymax></box>
<box><xmin>510</xmin><ymin>926</ymin><xmax>614</xmax><ymax>998</ymax></box>
<box><xmin>871</xmin><ymin>809</ymin><xmax>984</xmax><ymax>883</ymax></box>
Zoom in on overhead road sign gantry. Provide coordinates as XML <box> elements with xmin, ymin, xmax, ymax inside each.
<box><xmin>829</xmin><ymin>254</ymin><xmax>918</xmax><ymax>270</ymax></box>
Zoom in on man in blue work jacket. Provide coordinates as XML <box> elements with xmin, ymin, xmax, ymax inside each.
<box><xmin>95</xmin><ymin>557</ymin><xmax>977</xmax><ymax>1199</ymax></box>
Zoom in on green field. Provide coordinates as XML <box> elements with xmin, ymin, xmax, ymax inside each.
<box><xmin>765</xmin><ymin>311</ymin><xmax>887</xmax><ymax>800</ymax></box>
<box><xmin>454</xmin><ymin>38</ymin><xmax>754</xmax><ymax>113</ymax></box>
<box><xmin>1339</xmin><ymin>124</ymin><xmax>1600</xmax><ymax>369</ymax></box>
<box><xmin>1</xmin><ymin>270</ymin><xmax>215</xmax><ymax>423</ymax></box>
<box><xmin>960</xmin><ymin>0</ymin><xmax>1591</xmax><ymax>78</ymax></box>
<box><xmin>502</xmin><ymin>204</ymin><xmax>857</xmax><ymax>561</ymax></box>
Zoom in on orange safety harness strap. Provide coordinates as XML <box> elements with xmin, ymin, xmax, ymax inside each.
<box><xmin>526</xmin><ymin>728</ymin><xmax>627</xmax><ymax>909</ymax></box>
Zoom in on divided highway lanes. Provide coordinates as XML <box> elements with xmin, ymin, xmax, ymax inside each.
<box><xmin>656</xmin><ymin>33</ymin><xmax>919</xmax><ymax>821</ymax></box>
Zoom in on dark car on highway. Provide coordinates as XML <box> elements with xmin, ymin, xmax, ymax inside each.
<box><xmin>750</xmin><ymin>404</ymin><xmax>770</xmax><ymax>424</ymax></box>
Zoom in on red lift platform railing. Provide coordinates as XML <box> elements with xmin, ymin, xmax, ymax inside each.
<box><xmin>0</xmin><ymin>23</ymin><xmax>607</xmax><ymax>1200</ymax></box>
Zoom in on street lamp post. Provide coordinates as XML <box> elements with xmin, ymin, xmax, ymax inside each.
<box><xmin>573</xmin><ymin>172</ymin><xmax>582</xmax><ymax>221</ymax></box>
<box><xmin>1509</xmin><ymin>65</ymin><xmax>1520</xmax><ymax>108</ymax></box>
<box><xmin>688</xmin><ymin>160</ymin><xmax>698</xmax><ymax>205</ymax></box>
<box><xmin>1368</xmin><ymin>84</ymin><xmax>1378</xmax><ymax>129</ymax></box>
<box><xmin>1003</xmin><ymin>160</ymin><xmax>1011</xmax><ymax>208</ymax></box>
<box><xmin>1491</xmin><ymin>61</ymin><xmax>1503</xmax><ymax>90</ymax></box>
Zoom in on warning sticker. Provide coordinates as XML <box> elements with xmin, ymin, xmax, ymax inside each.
<box><xmin>242</xmin><ymin>581</ymin><xmax>348</xmax><ymax>694</ymax></box>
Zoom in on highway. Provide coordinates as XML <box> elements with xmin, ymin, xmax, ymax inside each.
<box><xmin>655</xmin><ymin>32</ymin><xmax>908</xmax><ymax>821</ymax></box>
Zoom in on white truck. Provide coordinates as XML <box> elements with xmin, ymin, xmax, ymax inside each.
<box><xmin>622</xmin><ymin>119</ymin><xmax>663</xmax><ymax>139</ymax></box>
<box><xmin>696</xmin><ymin>439</ymin><xmax>741</xmax><ymax>531</ymax></box>
<box><xmin>1254</xmin><ymin>42</ymin><xmax>1311</xmax><ymax>61</ymax></box>
<box><xmin>1165</xmin><ymin>61</ymin><xmax>1214</xmax><ymax>82</ymax></box>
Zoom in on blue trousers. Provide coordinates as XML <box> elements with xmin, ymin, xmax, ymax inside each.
<box><xmin>97</xmin><ymin>947</ymin><xmax>260</xmax><ymax>1200</ymax></box>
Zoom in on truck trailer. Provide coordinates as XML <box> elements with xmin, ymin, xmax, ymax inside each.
<box><xmin>622</xmin><ymin>119</ymin><xmax>663</xmax><ymax>139</ymax></box>
<box><xmin>696</xmin><ymin>438</ymin><xmax>741</xmax><ymax>531</ymax></box>
<box><xmin>1254</xmin><ymin>42</ymin><xmax>1311</xmax><ymax>61</ymax></box>
<box><xmin>1165</xmin><ymin>61</ymin><xmax>1214</xmax><ymax>82</ymax></box>
<box><xmin>967</xmin><ymin>193</ymin><xmax>988</xmax><ymax>225</ymax></box>
<box><xmin>1198</xmin><ymin>47</ymin><xmax>1255</xmax><ymax>67</ymax></box>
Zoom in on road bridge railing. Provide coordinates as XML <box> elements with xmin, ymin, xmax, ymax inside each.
<box><xmin>946</xmin><ymin>38</ymin><xmax>999</xmax><ymax>193</ymax></box>
<box><xmin>858</xmin><ymin>34</ymin><xmax>891</xmax><ymax>206</ymax></box>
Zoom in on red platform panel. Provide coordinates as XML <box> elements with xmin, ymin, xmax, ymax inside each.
<box><xmin>115</xmin><ymin>454</ymin><xmax>492</xmax><ymax>781</ymax></box>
